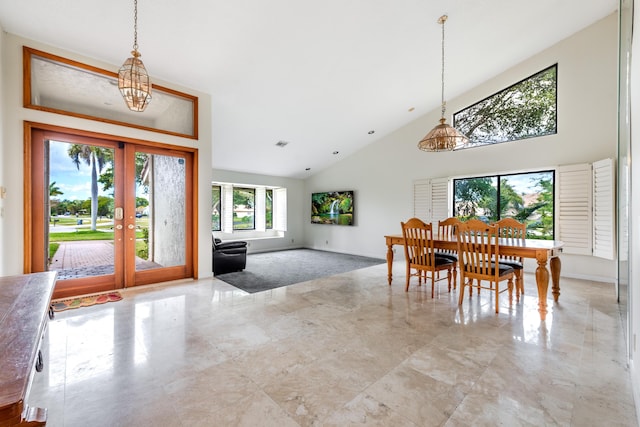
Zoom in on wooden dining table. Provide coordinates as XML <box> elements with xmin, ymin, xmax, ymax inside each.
<box><xmin>384</xmin><ymin>234</ymin><xmax>563</xmax><ymax>320</ymax></box>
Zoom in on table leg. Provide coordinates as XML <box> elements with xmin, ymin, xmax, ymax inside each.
<box><xmin>535</xmin><ymin>253</ymin><xmax>550</xmax><ymax>321</ymax></box>
<box><xmin>550</xmin><ymin>256</ymin><xmax>561</xmax><ymax>302</ymax></box>
<box><xmin>386</xmin><ymin>243</ymin><xmax>394</xmax><ymax>285</ymax></box>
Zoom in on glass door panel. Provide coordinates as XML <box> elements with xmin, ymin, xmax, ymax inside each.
<box><xmin>134</xmin><ymin>151</ymin><xmax>187</xmax><ymax>272</ymax></box>
<box><xmin>48</xmin><ymin>140</ymin><xmax>117</xmax><ymax>280</ymax></box>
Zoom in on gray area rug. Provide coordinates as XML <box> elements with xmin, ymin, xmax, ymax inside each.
<box><xmin>215</xmin><ymin>249</ymin><xmax>385</xmax><ymax>293</ymax></box>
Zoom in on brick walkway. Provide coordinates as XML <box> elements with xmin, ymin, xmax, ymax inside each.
<box><xmin>49</xmin><ymin>241</ymin><xmax>160</xmax><ymax>280</ymax></box>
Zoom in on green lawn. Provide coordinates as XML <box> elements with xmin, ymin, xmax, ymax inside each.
<box><xmin>50</xmin><ymin>230</ymin><xmax>145</xmax><ymax>241</ymax></box>
<box><xmin>49</xmin><ymin>242</ymin><xmax>59</xmax><ymax>261</ymax></box>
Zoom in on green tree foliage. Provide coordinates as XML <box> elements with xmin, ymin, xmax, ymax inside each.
<box><xmin>454</xmin><ymin>172</ymin><xmax>554</xmax><ymax>239</ymax></box>
<box><xmin>265</xmin><ymin>189</ymin><xmax>273</xmax><ymax>229</ymax></box>
<box><xmin>98</xmin><ymin>152</ymin><xmax>148</xmax><ymax>194</ymax></box>
<box><xmin>136</xmin><ymin>197</ymin><xmax>149</xmax><ymax>208</ymax></box>
<box><xmin>499</xmin><ymin>178</ymin><xmax>524</xmax><ymax>217</ymax></box>
<box><xmin>454</xmin><ymin>66</ymin><xmax>557</xmax><ymax>146</ymax></box>
<box><xmin>454</xmin><ymin>178</ymin><xmax>497</xmax><ymax>220</ymax></box>
<box><xmin>311</xmin><ymin>192</ymin><xmax>353</xmax><ymax>215</ymax></box>
<box><xmin>97</xmin><ymin>196</ymin><xmax>113</xmax><ymax>217</ymax></box>
<box><xmin>339</xmin><ymin>197</ymin><xmax>352</xmax><ymax>213</ymax></box>
<box><xmin>49</xmin><ymin>181</ymin><xmax>63</xmax><ymax>197</ymax></box>
<box><xmin>526</xmin><ymin>177</ymin><xmax>554</xmax><ymax>239</ymax></box>
<box><xmin>211</xmin><ymin>185</ymin><xmax>221</xmax><ymax>231</ymax></box>
<box><xmin>49</xmin><ymin>181</ymin><xmax>64</xmax><ymax>217</ymax></box>
<box><xmin>233</xmin><ymin>188</ymin><xmax>255</xmax><ymax>229</ymax></box>
<box><xmin>67</xmin><ymin>144</ymin><xmax>111</xmax><ymax>230</ymax></box>
<box><xmin>233</xmin><ymin>188</ymin><xmax>254</xmax><ymax>207</ymax></box>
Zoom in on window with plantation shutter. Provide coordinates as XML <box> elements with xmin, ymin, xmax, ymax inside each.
<box><xmin>214</xmin><ymin>183</ymin><xmax>287</xmax><ymax>236</ymax></box>
<box><xmin>556</xmin><ymin>163</ymin><xmax>592</xmax><ymax>255</ymax></box>
<box><xmin>592</xmin><ymin>158</ymin><xmax>615</xmax><ymax>260</ymax></box>
<box><xmin>415</xmin><ymin>159</ymin><xmax>614</xmax><ymax>259</ymax></box>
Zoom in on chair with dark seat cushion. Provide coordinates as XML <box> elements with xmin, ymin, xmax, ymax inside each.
<box><xmin>212</xmin><ymin>235</ymin><xmax>248</xmax><ymax>275</ymax></box>
<box><xmin>493</xmin><ymin>218</ymin><xmax>526</xmax><ymax>301</ymax></box>
<box><xmin>437</xmin><ymin>217</ymin><xmax>461</xmax><ymax>288</ymax></box>
<box><xmin>456</xmin><ymin>221</ymin><xmax>514</xmax><ymax>313</ymax></box>
<box><xmin>401</xmin><ymin>217</ymin><xmax>455</xmax><ymax>296</ymax></box>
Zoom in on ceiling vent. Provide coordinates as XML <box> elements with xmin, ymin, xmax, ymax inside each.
<box><xmin>275</xmin><ymin>141</ymin><xmax>289</xmax><ymax>148</ymax></box>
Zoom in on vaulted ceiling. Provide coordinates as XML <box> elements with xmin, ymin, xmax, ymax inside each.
<box><xmin>0</xmin><ymin>0</ymin><xmax>618</xmax><ymax>178</ymax></box>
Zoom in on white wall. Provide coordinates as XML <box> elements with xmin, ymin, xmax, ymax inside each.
<box><xmin>304</xmin><ymin>13</ymin><xmax>619</xmax><ymax>280</ymax></box>
<box><xmin>212</xmin><ymin>168</ymin><xmax>305</xmax><ymax>254</ymax></box>
<box><xmin>0</xmin><ymin>33</ymin><xmax>214</xmax><ymax>278</ymax></box>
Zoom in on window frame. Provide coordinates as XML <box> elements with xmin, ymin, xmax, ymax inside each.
<box><xmin>24</xmin><ymin>46</ymin><xmax>199</xmax><ymax>139</ymax></box>
<box><xmin>232</xmin><ymin>187</ymin><xmax>256</xmax><ymax>231</ymax></box>
<box><xmin>452</xmin><ymin>169</ymin><xmax>556</xmax><ymax>240</ymax></box>
<box><xmin>453</xmin><ymin>64</ymin><xmax>558</xmax><ymax>148</ymax></box>
<box><xmin>211</xmin><ymin>185</ymin><xmax>222</xmax><ymax>231</ymax></box>
<box><xmin>212</xmin><ymin>182</ymin><xmax>286</xmax><ymax>236</ymax></box>
<box><xmin>265</xmin><ymin>189</ymin><xmax>273</xmax><ymax>230</ymax></box>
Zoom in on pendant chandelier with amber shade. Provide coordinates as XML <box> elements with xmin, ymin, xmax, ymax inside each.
<box><xmin>418</xmin><ymin>15</ymin><xmax>469</xmax><ymax>152</ymax></box>
<box><xmin>118</xmin><ymin>0</ymin><xmax>152</xmax><ymax>112</ymax></box>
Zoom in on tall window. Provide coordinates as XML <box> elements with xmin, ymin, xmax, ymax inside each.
<box><xmin>212</xmin><ymin>185</ymin><xmax>221</xmax><ymax>231</ymax></box>
<box><xmin>233</xmin><ymin>187</ymin><xmax>255</xmax><ymax>230</ymax></box>
<box><xmin>266</xmin><ymin>189</ymin><xmax>273</xmax><ymax>229</ymax></box>
<box><xmin>454</xmin><ymin>64</ymin><xmax>557</xmax><ymax>148</ymax></box>
<box><xmin>453</xmin><ymin>170</ymin><xmax>554</xmax><ymax>239</ymax></box>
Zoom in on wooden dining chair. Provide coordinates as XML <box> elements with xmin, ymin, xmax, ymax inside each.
<box><xmin>456</xmin><ymin>221</ymin><xmax>515</xmax><ymax>313</ymax></box>
<box><xmin>494</xmin><ymin>218</ymin><xmax>526</xmax><ymax>301</ymax></box>
<box><xmin>461</xmin><ymin>218</ymin><xmax>489</xmax><ymax>294</ymax></box>
<box><xmin>401</xmin><ymin>218</ymin><xmax>455</xmax><ymax>296</ymax></box>
<box><xmin>437</xmin><ymin>217</ymin><xmax>461</xmax><ymax>289</ymax></box>
<box><xmin>463</xmin><ymin>218</ymin><xmax>489</xmax><ymax>228</ymax></box>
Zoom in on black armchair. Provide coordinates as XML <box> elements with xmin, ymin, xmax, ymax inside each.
<box><xmin>212</xmin><ymin>236</ymin><xmax>248</xmax><ymax>275</ymax></box>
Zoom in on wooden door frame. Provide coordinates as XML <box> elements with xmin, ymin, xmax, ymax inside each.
<box><xmin>24</xmin><ymin>121</ymin><xmax>199</xmax><ymax>296</ymax></box>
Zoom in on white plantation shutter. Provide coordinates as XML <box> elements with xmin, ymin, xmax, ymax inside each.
<box><xmin>413</xmin><ymin>178</ymin><xmax>449</xmax><ymax>222</ymax></box>
<box><xmin>430</xmin><ymin>178</ymin><xmax>449</xmax><ymax>221</ymax></box>
<box><xmin>556</xmin><ymin>163</ymin><xmax>592</xmax><ymax>255</ymax></box>
<box><xmin>221</xmin><ymin>184</ymin><xmax>234</xmax><ymax>233</ymax></box>
<box><xmin>255</xmin><ymin>187</ymin><xmax>266</xmax><ymax>231</ymax></box>
<box><xmin>592</xmin><ymin>158</ymin><xmax>615</xmax><ymax>259</ymax></box>
<box><xmin>273</xmin><ymin>187</ymin><xmax>287</xmax><ymax>231</ymax></box>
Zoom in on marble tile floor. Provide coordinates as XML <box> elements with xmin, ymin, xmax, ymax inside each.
<box><xmin>30</xmin><ymin>263</ymin><xmax>638</xmax><ymax>426</ymax></box>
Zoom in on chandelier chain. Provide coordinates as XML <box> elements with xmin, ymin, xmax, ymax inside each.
<box><xmin>417</xmin><ymin>14</ymin><xmax>468</xmax><ymax>152</ymax></box>
<box><xmin>440</xmin><ymin>16</ymin><xmax>446</xmax><ymax>118</ymax></box>
<box><xmin>133</xmin><ymin>0</ymin><xmax>138</xmax><ymax>52</ymax></box>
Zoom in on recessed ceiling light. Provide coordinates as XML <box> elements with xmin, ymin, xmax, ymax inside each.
<box><xmin>275</xmin><ymin>141</ymin><xmax>289</xmax><ymax>147</ymax></box>
<box><xmin>368</xmin><ymin>130</ymin><xmax>375</xmax><ymax>135</ymax></box>
<box><xmin>333</xmin><ymin>151</ymin><xmax>339</xmax><ymax>155</ymax></box>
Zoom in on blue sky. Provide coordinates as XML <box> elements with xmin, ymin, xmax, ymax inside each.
<box><xmin>49</xmin><ymin>140</ymin><xmax>113</xmax><ymax>201</ymax></box>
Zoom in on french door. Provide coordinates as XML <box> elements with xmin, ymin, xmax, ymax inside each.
<box><xmin>26</xmin><ymin>124</ymin><xmax>195</xmax><ymax>299</ymax></box>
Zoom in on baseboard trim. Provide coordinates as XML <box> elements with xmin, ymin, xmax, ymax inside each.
<box><xmin>557</xmin><ymin>272</ymin><xmax>616</xmax><ymax>284</ymax></box>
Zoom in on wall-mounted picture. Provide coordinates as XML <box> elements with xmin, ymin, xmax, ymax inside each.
<box><xmin>311</xmin><ymin>191</ymin><xmax>354</xmax><ymax>225</ymax></box>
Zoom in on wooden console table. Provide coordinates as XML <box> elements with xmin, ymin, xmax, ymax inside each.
<box><xmin>0</xmin><ymin>272</ymin><xmax>56</xmax><ymax>427</ymax></box>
